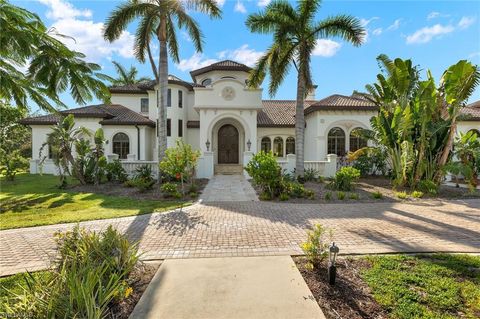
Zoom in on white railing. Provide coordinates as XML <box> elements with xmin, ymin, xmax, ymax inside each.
<box><xmin>120</xmin><ymin>161</ymin><xmax>158</xmax><ymax>178</ymax></box>
<box><xmin>277</xmin><ymin>160</ymin><xmax>288</xmax><ymax>172</ymax></box>
<box><xmin>304</xmin><ymin>161</ymin><xmax>327</xmax><ymax>175</ymax></box>
<box><xmin>277</xmin><ymin>154</ymin><xmax>338</xmax><ymax>177</ymax></box>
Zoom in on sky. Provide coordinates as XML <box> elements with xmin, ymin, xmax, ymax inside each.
<box><xmin>13</xmin><ymin>0</ymin><xmax>480</xmax><ymax>112</ymax></box>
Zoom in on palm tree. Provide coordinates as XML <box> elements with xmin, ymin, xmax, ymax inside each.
<box><xmin>100</xmin><ymin>61</ymin><xmax>151</xmax><ymax>86</ymax></box>
<box><xmin>104</xmin><ymin>0</ymin><xmax>221</xmax><ymax>164</ymax></box>
<box><xmin>246</xmin><ymin>0</ymin><xmax>365</xmax><ymax>177</ymax></box>
<box><xmin>0</xmin><ymin>1</ymin><xmax>110</xmax><ymax>112</ymax></box>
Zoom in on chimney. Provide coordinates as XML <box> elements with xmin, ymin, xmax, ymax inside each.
<box><xmin>306</xmin><ymin>85</ymin><xmax>317</xmax><ymax>100</ymax></box>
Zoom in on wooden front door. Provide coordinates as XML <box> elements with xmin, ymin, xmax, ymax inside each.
<box><xmin>218</xmin><ymin>124</ymin><xmax>239</xmax><ymax>164</ymax></box>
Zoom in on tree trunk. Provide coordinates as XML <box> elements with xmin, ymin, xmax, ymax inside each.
<box><xmin>157</xmin><ymin>19</ymin><xmax>168</xmax><ymax>170</ymax></box>
<box><xmin>295</xmin><ymin>71</ymin><xmax>306</xmax><ymax>178</ymax></box>
<box><xmin>435</xmin><ymin>119</ymin><xmax>457</xmax><ymax>183</ymax></box>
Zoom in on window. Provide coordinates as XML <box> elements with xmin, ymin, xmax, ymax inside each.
<box><xmin>167</xmin><ymin>89</ymin><xmax>171</xmax><ymax>107</ymax></box>
<box><xmin>273</xmin><ymin>137</ymin><xmax>283</xmax><ymax>157</ymax></box>
<box><xmin>327</xmin><ymin>127</ymin><xmax>346</xmax><ymax>156</ymax></box>
<box><xmin>261</xmin><ymin>137</ymin><xmax>271</xmax><ymax>152</ymax></box>
<box><xmin>167</xmin><ymin>119</ymin><xmax>171</xmax><ymax>137</ymax></box>
<box><xmin>286</xmin><ymin>137</ymin><xmax>295</xmax><ymax>155</ymax></box>
<box><xmin>178</xmin><ymin>90</ymin><xmax>183</xmax><ymax>108</ymax></box>
<box><xmin>140</xmin><ymin>98</ymin><xmax>149</xmax><ymax>113</ymax></box>
<box><xmin>349</xmin><ymin>127</ymin><xmax>368</xmax><ymax>152</ymax></box>
<box><xmin>112</xmin><ymin>133</ymin><xmax>129</xmax><ymax>159</ymax></box>
<box><xmin>178</xmin><ymin>119</ymin><xmax>183</xmax><ymax>137</ymax></box>
<box><xmin>201</xmin><ymin>78</ymin><xmax>212</xmax><ymax>86</ymax></box>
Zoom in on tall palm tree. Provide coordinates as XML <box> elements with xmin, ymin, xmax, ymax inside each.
<box><xmin>100</xmin><ymin>61</ymin><xmax>151</xmax><ymax>86</ymax></box>
<box><xmin>104</xmin><ymin>0</ymin><xmax>221</xmax><ymax>164</ymax></box>
<box><xmin>246</xmin><ymin>0</ymin><xmax>365</xmax><ymax>177</ymax></box>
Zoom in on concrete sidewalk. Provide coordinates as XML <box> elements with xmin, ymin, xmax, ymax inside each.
<box><xmin>129</xmin><ymin>256</ymin><xmax>325</xmax><ymax>319</ymax></box>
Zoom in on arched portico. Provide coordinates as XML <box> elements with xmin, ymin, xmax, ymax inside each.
<box><xmin>210</xmin><ymin>117</ymin><xmax>246</xmax><ymax>165</ymax></box>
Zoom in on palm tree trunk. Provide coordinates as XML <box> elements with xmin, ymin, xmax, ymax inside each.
<box><xmin>295</xmin><ymin>71</ymin><xmax>306</xmax><ymax>178</ymax></box>
<box><xmin>157</xmin><ymin>19</ymin><xmax>168</xmax><ymax>168</ymax></box>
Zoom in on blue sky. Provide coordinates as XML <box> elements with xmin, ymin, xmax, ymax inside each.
<box><xmin>14</xmin><ymin>0</ymin><xmax>480</xmax><ymax>111</ymax></box>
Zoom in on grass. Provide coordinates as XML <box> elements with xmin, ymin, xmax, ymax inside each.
<box><xmin>0</xmin><ymin>174</ymin><xmax>189</xmax><ymax>230</ymax></box>
<box><xmin>362</xmin><ymin>254</ymin><xmax>480</xmax><ymax>319</ymax></box>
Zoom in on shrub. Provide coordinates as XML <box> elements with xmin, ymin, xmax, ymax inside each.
<box><xmin>348</xmin><ymin>147</ymin><xmax>387</xmax><ymax>176</ymax></box>
<box><xmin>161</xmin><ymin>182</ymin><xmax>181</xmax><ymax>198</ymax></box>
<box><xmin>301</xmin><ymin>224</ymin><xmax>333</xmax><ymax>269</ymax></box>
<box><xmin>412</xmin><ymin>190</ymin><xmax>424</xmax><ymax>198</ymax></box>
<box><xmin>324</xmin><ymin>191</ymin><xmax>332</xmax><ymax>201</ymax></box>
<box><xmin>0</xmin><ymin>150</ymin><xmax>28</xmax><ymax>181</ymax></box>
<box><xmin>132</xmin><ymin>165</ymin><xmax>155</xmax><ymax>191</ymax></box>
<box><xmin>132</xmin><ymin>178</ymin><xmax>155</xmax><ymax>192</ymax></box>
<box><xmin>417</xmin><ymin>180</ymin><xmax>438</xmax><ymax>195</ymax></box>
<box><xmin>279</xmin><ymin>193</ymin><xmax>290</xmax><ymax>201</ymax></box>
<box><xmin>106</xmin><ymin>160</ymin><xmax>128</xmax><ymax>183</ymax></box>
<box><xmin>329</xmin><ymin>167</ymin><xmax>361</xmax><ymax>191</ymax></box>
<box><xmin>245</xmin><ymin>151</ymin><xmax>282</xmax><ymax>197</ymax></box>
<box><xmin>304</xmin><ymin>189</ymin><xmax>315</xmax><ymax>199</ymax></box>
<box><xmin>349</xmin><ymin>193</ymin><xmax>360</xmax><ymax>200</ymax></box>
<box><xmin>395</xmin><ymin>191</ymin><xmax>408</xmax><ymax>199</ymax></box>
<box><xmin>337</xmin><ymin>191</ymin><xmax>346</xmax><ymax>200</ymax></box>
<box><xmin>371</xmin><ymin>191</ymin><xmax>383</xmax><ymax>199</ymax></box>
<box><xmin>289</xmin><ymin>182</ymin><xmax>306</xmax><ymax>198</ymax></box>
<box><xmin>259</xmin><ymin>191</ymin><xmax>272</xmax><ymax>201</ymax></box>
<box><xmin>304</xmin><ymin>168</ymin><xmax>320</xmax><ymax>182</ymax></box>
<box><xmin>4</xmin><ymin>226</ymin><xmax>139</xmax><ymax>318</ymax></box>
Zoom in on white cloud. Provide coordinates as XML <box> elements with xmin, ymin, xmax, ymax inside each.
<box><xmin>38</xmin><ymin>0</ymin><xmax>91</xmax><ymax>20</ymax></box>
<box><xmin>214</xmin><ymin>0</ymin><xmax>226</xmax><ymax>7</ymax></box>
<box><xmin>38</xmin><ymin>0</ymin><xmax>134</xmax><ymax>62</ymax></box>
<box><xmin>406</xmin><ymin>24</ymin><xmax>455</xmax><ymax>44</ymax></box>
<box><xmin>387</xmin><ymin>19</ymin><xmax>402</xmax><ymax>31</ymax></box>
<box><xmin>217</xmin><ymin>44</ymin><xmax>263</xmax><ymax>66</ymax></box>
<box><xmin>258</xmin><ymin>0</ymin><xmax>271</xmax><ymax>6</ymax></box>
<box><xmin>234</xmin><ymin>1</ymin><xmax>247</xmax><ymax>13</ymax></box>
<box><xmin>427</xmin><ymin>12</ymin><xmax>450</xmax><ymax>20</ymax></box>
<box><xmin>359</xmin><ymin>17</ymin><xmax>379</xmax><ymax>42</ymax></box>
<box><xmin>177</xmin><ymin>53</ymin><xmax>218</xmax><ymax>72</ymax></box>
<box><xmin>312</xmin><ymin>39</ymin><xmax>341</xmax><ymax>57</ymax></box>
<box><xmin>372</xmin><ymin>28</ymin><xmax>383</xmax><ymax>36</ymax></box>
<box><xmin>458</xmin><ymin>16</ymin><xmax>475</xmax><ymax>29</ymax></box>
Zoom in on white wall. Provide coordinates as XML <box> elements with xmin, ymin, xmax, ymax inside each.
<box><xmin>457</xmin><ymin>121</ymin><xmax>480</xmax><ymax>135</ymax></box>
<box><xmin>111</xmin><ymin>93</ymin><xmax>149</xmax><ymax>115</ymax></box>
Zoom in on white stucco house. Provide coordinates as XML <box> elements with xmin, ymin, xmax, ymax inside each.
<box><xmin>21</xmin><ymin>60</ymin><xmax>480</xmax><ymax>178</ymax></box>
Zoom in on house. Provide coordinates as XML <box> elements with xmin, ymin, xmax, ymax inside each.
<box><xmin>21</xmin><ymin>60</ymin><xmax>480</xmax><ymax>178</ymax></box>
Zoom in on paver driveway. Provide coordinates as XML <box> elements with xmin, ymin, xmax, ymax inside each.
<box><xmin>1</xmin><ymin>199</ymin><xmax>479</xmax><ymax>276</ymax></box>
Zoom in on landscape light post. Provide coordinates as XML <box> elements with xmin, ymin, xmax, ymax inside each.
<box><xmin>328</xmin><ymin>242</ymin><xmax>339</xmax><ymax>285</ymax></box>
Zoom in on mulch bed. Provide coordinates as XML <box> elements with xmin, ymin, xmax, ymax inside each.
<box><xmin>73</xmin><ymin>178</ymin><xmax>209</xmax><ymax>201</ymax></box>
<box><xmin>252</xmin><ymin>177</ymin><xmax>480</xmax><ymax>203</ymax></box>
<box><xmin>294</xmin><ymin>256</ymin><xmax>387</xmax><ymax>319</ymax></box>
<box><xmin>110</xmin><ymin>261</ymin><xmax>160</xmax><ymax>319</ymax></box>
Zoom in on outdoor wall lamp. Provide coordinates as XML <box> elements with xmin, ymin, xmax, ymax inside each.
<box><xmin>328</xmin><ymin>242</ymin><xmax>339</xmax><ymax>285</ymax></box>
<box><xmin>247</xmin><ymin>139</ymin><xmax>252</xmax><ymax>151</ymax></box>
<box><xmin>205</xmin><ymin>139</ymin><xmax>210</xmax><ymax>151</ymax></box>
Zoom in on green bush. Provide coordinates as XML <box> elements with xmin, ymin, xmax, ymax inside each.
<box><xmin>301</xmin><ymin>224</ymin><xmax>332</xmax><ymax>269</ymax></box>
<box><xmin>245</xmin><ymin>151</ymin><xmax>282</xmax><ymax>197</ymax></box>
<box><xmin>349</xmin><ymin>192</ymin><xmax>360</xmax><ymax>200</ymax></box>
<box><xmin>395</xmin><ymin>191</ymin><xmax>408</xmax><ymax>199</ymax></box>
<box><xmin>279</xmin><ymin>193</ymin><xmax>290</xmax><ymax>201</ymax></box>
<box><xmin>259</xmin><ymin>191</ymin><xmax>272</xmax><ymax>201</ymax></box>
<box><xmin>105</xmin><ymin>160</ymin><xmax>128</xmax><ymax>183</ymax></box>
<box><xmin>330</xmin><ymin>167</ymin><xmax>361</xmax><ymax>191</ymax></box>
<box><xmin>289</xmin><ymin>182</ymin><xmax>306</xmax><ymax>198</ymax></box>
<box><xmin>161</xmin><ymin>182</ymin><xmax>181</xmax><ymax>198</ymax></box>
<box><xmin>3</xmin><ymin>226</ymin><xmax>139</xmax><ymax>318</ymax></box>
<box><xmin>348</xmin><ymin>147</ymin><xmax>387</xmax><ymax>176</ymax></box>
<box><xmin>412</xmin><ymin>190</ymin><xmax>424</xmax><ymax>198</ymax></box>
<box><xmin>337</xmin><ymin>191</ymin><xmax>346</xmax><ymax>200</ymax></box>
<box><xmin>132</xmin><ymin>165</ymin><xmax>155</xmax><ymax>191</ymax></box>
<box><xmin>324</xmin><ymin>191</ymin><xmax>332</xmax><ymax>201</ymax></box>
<box><xmin>132</xmin><ymin>178</ymin><xmax>155</xmax><ymax>192</ymax></box>
<box><xmin>304</xmin><ymin>189</ymin><xmax>315</xmax><ymax>199</ymax></box>
<box><xmin>0</xmin><ymin>150</ymin><xmax>28</xmax><ymax>181</ymax></box>
<box><xmin>371</xmin><ymin>191</ymin><xmax>383</xmax><ymax>199</ymax></box>
<box><xmin>417</xmin><ymin>180</ymin><xmax>438</xmax><ymax>195</ymax></box>
<box><xmin>304</xmin><ymin>168</ymin><xmax>320</xmax><ymax>182</ymax></box>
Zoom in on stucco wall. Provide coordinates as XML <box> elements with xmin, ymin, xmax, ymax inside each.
<box><xmin>111</xmin><ymin>93</ymin><xmax>149</xmax><ymax>115</ymax></box>
<box><xmin>457</xmin><ymin>121</ymin><xmax>480</xmax><ymax>135</ymax></box>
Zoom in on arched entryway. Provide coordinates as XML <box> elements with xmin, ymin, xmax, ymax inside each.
<box><xmin>218</xmin><ymin>124</ymin><xmax>239</xmax><ymax>164</ymax></box>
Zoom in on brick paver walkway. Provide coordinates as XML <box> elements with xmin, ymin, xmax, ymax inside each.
<box><xmin>200</xmin><ymin>175</ymin><xmax>258</xmax><ymax>202</ymax></box>
<box><xmin>1</xmin><ymin>199</ymin><xmax>479</xmax><ymax>276</ymax></box>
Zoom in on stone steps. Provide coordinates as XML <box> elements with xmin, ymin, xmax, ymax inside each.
<box><xmin>214</xmin><ymin>164</ymin><xmax>243</xmax><ymax>175</ymax></box>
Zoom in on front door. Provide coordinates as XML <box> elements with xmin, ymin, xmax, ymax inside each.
<box><xmin>218</xmin><ymin>124</ymin><xmax>239</xmax><ymax>164</ymax></box>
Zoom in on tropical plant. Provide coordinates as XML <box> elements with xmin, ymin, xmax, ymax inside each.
<box><xmin>40</xmin><ymin>114</ymin><xmax>90</xmax><ymax>186</ymax></box>
<box><xmin>363</xmin><ymin>55</ymin><xmax>480</xmax><ymax>188</ymax></box>
<box><xmin>74</xmin><ymin>129</ymin><xmax>108</xmax><ymax>185</ymax></box>
<box><xmin>0</xmin><ymin>150</ymin><xmax>28</xmax><ymax>181</ymax></box>
<box><xmin>106</xmin><ymin>159</ymin><xmax>128</xmax><ymax>183</ymax></box>
<box><xmin>159</xmin><ymin>140</ymin><xmax>200</xmax><ymax>196</ymax></box>
<box><xmin>161</xmin><ymin>182</ymin><xmax>181</xmax><ymax>198</ymax></box>
<box><xmin>245</xmin><ymin>151</ymin><xmax>282</xmax><ymax>197</ymax></box>
<box><xmin>329</xmin><ymin>166</ymin><xmax>361</xmax><ymax>191</ymax></box>
<box><xmin>0</xmin><ymin>103</ymin><xmax>31</xmax><ymax>158</ymax></box>
<box><xmin>132</xmin><ymin>164</ymin><xmax>155</xmax><ymax>191</ymax></box>
<box><xmin>301</xmin><ymin>224</ymin><xmax>333</xmax><ymax>269</ymax></box>
<box><xmin>347</xmin><ymin>146</ymin><xmax>387</xmax><ymax>176</ymax></box>
<box><xmin>445</xmin><ymin>130</ymin><xmax>480</xmax><ymax>191</ymax></box>
<box><xmin>100</xmin><ymin>61</ymin><xmax>151</xmax><ymax>86</ymax></box>
<box><xmin>246</xmin><ymin>0</ymin><xmax>365</xmax><ymax>177</ymax></box>
<box><xmin>0</xmin><ymin>1</ymin><xmax>109</xmax><ymax>112</ymax></box>
<box><xmin>104</xmin><ymin>0</ymin><xmax>221</xmax><ymax>165</ymax></box>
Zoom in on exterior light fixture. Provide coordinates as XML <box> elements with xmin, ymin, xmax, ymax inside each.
<box><xmin>247</xmin><ymin>139</ymin><xmax>252</xmax><ymax>151</ymax></box>
<box><xmin>205</xmin><ymin>139</ymin><xmax>211</xmax><ymax>151</ymax></box>
<box><xmin>328</xmin><ymin>242</ymin><xmax>339</xmax><ymax>285</ymax></box>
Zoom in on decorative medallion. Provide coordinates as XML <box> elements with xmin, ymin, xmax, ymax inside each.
<box><xmin>221</xmin><ymin>86</ymin><xmax>235</xmax><ymax>101</ymax></box>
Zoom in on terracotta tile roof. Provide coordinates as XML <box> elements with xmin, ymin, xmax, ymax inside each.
<box><xmin>257</xmin><ymin>100</ymin><xmax>317</xmax><ymax>127</ymax></box>
<box><xmin>109</xmin><ymin>75</ymin><xmax>199</xmax><ymax>94</ymax></box>
<box><xmin>20</xmin><ymin>104</ymin><xmax>155</xmax><ymax>127</ymax></box>
<box><xmin>190</xmin><ymin>60</ymin><xmax>251</xmax><ymax>80</ymax></box>
<box><xmin>459</xmin><ymin>100</ymin><xmax>480</xmax><ymax>121</ymax></box>
<box><xmin>304</xmin><ymin>94</ymin><xmax>377</xmax><ymax>115</ymax></box>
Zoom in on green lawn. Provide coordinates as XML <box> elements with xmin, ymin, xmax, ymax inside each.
<box><xmin>362</xmin><ymin>254</ymin><xmax>480</xmax><ymax>319</ymax></box>
<box><xmin>0</xmin><ymin>174</ymin><xmax>188</xmax><ymax>230</ymax></box>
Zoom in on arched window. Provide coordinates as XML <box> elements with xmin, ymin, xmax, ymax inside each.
<box><xmin>327</xmin><ymin>127</ymin><xmax>346</xmax><ymax>156</ymax></box>
<box><xmin>286</xmin><ymin>137</ymin><xmax>295</xmax><ymax>155</ymax></box>
<box><xmin>273</xmin><ymin>137</ymin><xmax>283</xmax><ymax>157</ymax></box>
<box><xmin>112</xmin><ymin>133</ymin><xmax>129</xmax><ymax>159</ymax></box>
<box><xmin>261</xmin><ymin>137</ymin><xmax>271</xmax><ymax>152</ymax></box>
<box><xmin>349</xmin><ymin>127</ymin><xmax>368</xmax><ymax>152</ymax></box>
<box><xmin>201</xmin><ymin>78</ymin><xmax>212</xmax><ymax>86</ymax></box>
